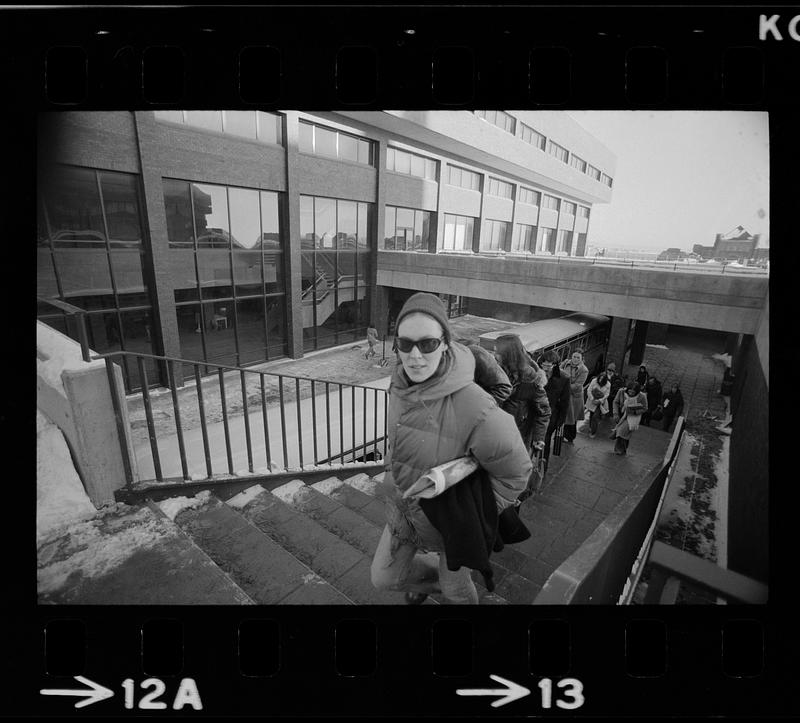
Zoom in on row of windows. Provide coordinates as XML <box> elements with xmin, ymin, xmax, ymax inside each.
<box><xmin>154</xmin><ymin>110</ymin><xmax>283</xmax><ymax>146</ymax></box>
<box><xmin>474</xmin><ymin>109</ymin><xmax>517</xmax><ymax>134</ymax></box>
<box><xmin>481</xmin><ymin>219</ymin><xmax>509</xmax><ymax>252</ymax></box>
<box><xmin>486</xmin><ymin>177</ymin><xmax>514</xmax><ymax>199</ymax></box>
<box><xmin>541</xmin><ymin>194</ymin><xmax>560</xmax><ymax>211</ymax></box>
<box><xmin>386</xmin><ymin>147</ymin><xmax>437</xmax><ymax>180</ymax></box>
<box><xmin>474</xmin><ymin>110</ymin><xmax>613</xmax><ymax>188</ymax></box>
<box><xmin>447</xmin><ymin>165</ymin><xmax>482</xmax><ymax>191</ymax></box>
<box><xmin>299</xmin><ymin>121</ymin><xmax>373</xmax><ymax>166</ymax></box>
<box><xmin>383</xmin><ymin>206</ymin><xmax>434</xmax><ymax>252</ymax></box>
<box><xmin>518</xmin><ymin>187</ymin><xmax>540</xmax><ymax>206</ymax></box>
<box><xmin>299</xmin><ymin>196</ymin><xmax>370</xmax><ymax>250</ymax></box>
<box><xmin>442</xmin><ymin>214</ymin><xmax>476</xmax><ymax>252</ymax></box>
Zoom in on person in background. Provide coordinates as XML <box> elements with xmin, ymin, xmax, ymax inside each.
<box><xmin>559</xmin><ymin>350</ymin><xmax>589</xmax><ymax>444</ymax></box>
<box><xmin>611</xmin><ymin>381</ymin><xmax>648</xmax><ymax>455</ymax></box>
<box><xmin>583</xmin><ymin>372</ymin><xmax>611</xmax><ymax>438</ymax></box>
<box><xmin>457</xmin><ymin>338</ymin><xmax>512</xmax><ymax>407</ymax></box>
<box><xmin>660</xmin><ymin>383</ymin><xmax>685</xmax><ymax>433</ymax></box>
<box><xmin>365</xmin><ymin>324</ymin><xmax>379</xmax><ymax>359</ymax></box>
<box><xmin>636</xmin><ymin>364</ymin><xmax>649</xmax><ymax>388</ymax></box>
<box><xmin>641</xmin><ymin>374</ymin><xmax>663</xmax><ymax>426</ymax></box>
<box><xmin>370</xmin><ymin>293</ymin><xmax>532</xmax><ymax>605</ymax></box>
<box><xmin>493</xmin><ymin>334</ymin><xmax>551</xmax><ymax>455</ymax></box>
<box><xmin>605</xmin><ymin>362</ymin><xmax>625</xmax><ymax>418</ymax></box>
<box><xmin>538</xmin><ymin>351</ymin><xmax>570</xmax><ymax>467</ymax></box>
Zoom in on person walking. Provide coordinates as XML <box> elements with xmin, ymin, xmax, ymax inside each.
<box><xmin>641</xmin><ymin>374</ymin><xmax>663</xmax><ymax>426</ymax></box>
<box><xmin>538</xmin><ymin>351</ymin><xmax>570</xmax><ymax>467</ymax></box>
<box><xmin>605</xmin><ymin>362</ymin><xmax>625</xmax><ymax>418</ymax></box>
<box><xmin>660</xmin><ymin>383</ymin><xmax>685</xmax><ymax>433</ymax></box>
<box><xmin>365</xmin><ymin>324</ymin><xmax>379</xmax><ymax>359</ymax></box>
<box><xmin>583</xmin><ymin>372</ymin><xmax>611</xmax><ymax>438</ymax></box>
<box><xmin>610</xmin><ymin>381</ymin><xmax>648</xmax><ymax>455</ymax></box>
<box><xmin>559</xmin><ymin>350</ymin><xmax>588</xmax><ymax>444</ymax></box>
<box><xmin>370</xmin><ymin>293</ymin><xmax>532</xmax><ymax>605</ymax></box>
<box><xmin>459</xmin><ymin>339</ymin><xmax>512</xmax><ymax>407</ymax></box>
<box><xmin>636</xmin><ymin>364</ymin><xmax>649</xmax><ymax>388</ymax></box>
<box><xmin>493</xmin><ymin>334</ymin><xmax>551</xmax><ymax>454</ymax></box>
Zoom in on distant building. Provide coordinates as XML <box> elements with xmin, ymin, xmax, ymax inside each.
<box><xmin>692</xmin><ymin>243</ymin><xmax>715</xmax><ymax>259</ymax></box>
<box><xmin>656</xmin><ymin>247</ymin><xmax>691</xmax><ymax>262</ymax></box>
<box><xmin>712</xmin><ymin>226</ymin><xmax>761</xmax><ymax>261</ymax></box>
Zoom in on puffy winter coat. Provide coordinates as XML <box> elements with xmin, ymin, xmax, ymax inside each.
<box><xmin>467</xmin><ymin>344</ymin><xmax>512</xmax><ymax>406</ymax></box>
<box><xmin>385</xmin><ymin>342</ymin><xmax>532</xmax><ymax>512</ymax></box>
<box><xmin>500</xmin><ymin>365</ymin><xmax>551</xmax><ymax>448</ymax></box>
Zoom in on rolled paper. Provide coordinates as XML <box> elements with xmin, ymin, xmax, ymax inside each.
<box><xmin>402</xmin><ymin>456</ymin><xmax>479</xmax><ymax>499</ymax></box>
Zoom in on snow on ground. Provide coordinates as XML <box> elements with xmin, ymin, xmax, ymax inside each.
<box><xmin>37</xmin><ymin>321</ymin><xmax>104</xmax><ymax>394</ymax></box>
<box><xmin>646</xmin><ymin>344</ymin><xmax>670</xmax><ymax>350</ymax></box>
<box><xmin>228</xmin><ymin>485</ymin><xmax>266</xmax><ymax>509</ymax></box>
<box><xmin>37</xmin><ymin>410</ymin><xmax>97</xmax><ymax>545</ymax></box>
<box><xmin>156</xmin><ymin>490</ymin><xmax>212</xmax><ymax>520</ymax></box>
<box><xmin>37</xmin><ymin>506</ymin><xmax>172</xmax><ymax>594</ymax></box>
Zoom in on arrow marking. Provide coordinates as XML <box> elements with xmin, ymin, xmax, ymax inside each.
<box><xmin>40</xmin><ymin>675</ymin><xmax>115</xmax><ymax>709</ymax></box>
<box><xmin>456</xmin><ymin>674</ymin><xmax>530</xmax><ymax>708</ymax></box>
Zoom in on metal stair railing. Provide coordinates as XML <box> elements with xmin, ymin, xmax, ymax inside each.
<box><xmin>99</xmin><ymin>350</ymin><xmax>389</xmax><ymax>494</ymax></box>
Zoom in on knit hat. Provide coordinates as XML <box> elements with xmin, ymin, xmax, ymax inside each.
<box><xmin>395</xmin><ymin>293</ymin><xmax>451</xmax><ymax>343</ymax></box>
<box><xmin>606</xmin><ymin>362</ymin><xmax>617</xmax><ymax>372</ymax></box>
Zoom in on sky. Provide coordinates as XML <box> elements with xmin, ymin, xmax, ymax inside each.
<box><xmin>567</xmin><ymin>111</ymin><xmax>770</xmax><ymax>251</ymax></box>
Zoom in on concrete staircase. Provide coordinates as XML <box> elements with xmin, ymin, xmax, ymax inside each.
<box><xmin>37</xmin><ymin>471</ymin><xmax>546</xmax><ymax>605</ymax></box>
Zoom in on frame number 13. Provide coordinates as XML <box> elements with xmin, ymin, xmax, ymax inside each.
<box><xmin>538</xmin><ymin>678</ymin><xmax>585</xmax><ymax>710</ymax></box>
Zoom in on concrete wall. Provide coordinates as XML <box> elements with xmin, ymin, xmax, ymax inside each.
<box><xmin>440</xmin><ymin>184</ymin><xmax>482</xmax><ymax>218</ymax></box>
<box><xmin>727</xmin><ymin>334</ymin><xmax>769</xmax><ymax>583</ymax></box>
<box><xmin>36</xmin><ymin>322</ymin><xmax>138</xmax><ymax>507</ymax></box>
<box><xmin>483</xmin><ymin>195</ymin><xmax>514</xmax><ymax>223</ymax></box>
<box><xmin>296</xmin><ymin>154</ymin><xmax>376</xmax><ymax>202</ymax></box>
<box><xmin>515</xmin><ymin>204</ymin><xmax>540</xmax><ymax>227</ymax></box>
<box><xmin>384</xmin><ymin>174</ymin><xmax>439</xmax><ymax>212</ymax></box>
<box><xmin>377</xmin><ymin>252</ymin><xmax>768</xmax><ymax>334</ymax></box>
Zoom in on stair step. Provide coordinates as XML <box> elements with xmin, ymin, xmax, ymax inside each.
<box><xmin>164</xmin><ymin>494</ymin><xmax>351</xmax><ymax>605</ymax></box>
<box><xmin>231</xmin><ymin>484</ymin><xmax>420</xmax><ymax>605</ymax></box>
<box><xmin>312</xmin><ymin>477</ymin><xmax>387</xmax><ymax>528</ymax></box>
<box><xmin>38</xmin><ymin>504</ymin><xmax>254</xmax><ymax>605</ymax></box>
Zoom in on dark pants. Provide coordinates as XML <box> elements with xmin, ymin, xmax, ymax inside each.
<box><xmin>543</xmin><ymin>420</ymin><xmax>559</xmax><ymax>462</ymax></box>
<box><xmin>614</xmin><ymin>436</ymin><xmax>629</xmax><ymax>454</ymax></box>
<box><xmin>662</xmin><ymin>411</ymin><xmax>676</xmax><ymax>432</ymax></box>
<box><xmin>588</xmin><ymin>409</ymin><xmax>600</xmax><ymax>436</ymax></box>
<box><xmin>563</xmin><ymin>423</ymin><xmax>577</xmax><ymax>442</ymax></box>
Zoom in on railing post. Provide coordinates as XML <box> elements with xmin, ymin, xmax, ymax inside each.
<box><xmin>104</xmin><ymin>358</ymin><xmax>135</xmax><ymax>489</ymax></box>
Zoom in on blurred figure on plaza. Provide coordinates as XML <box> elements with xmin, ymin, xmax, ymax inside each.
<box><xmin>641</xmin><ymin>374</ymin><xmax>663</xmax><ymax>426</ymax></box>
<box><xmin>559</xmin><ymin>350</ymin><xmax>588</xmax><ymax>444</ymax></box>
<box><xmin>583</xmin><ymin>372</ymin><xmax>611</xmax><ymax>438</ymax></box>
<box><xmin>636</xmin><ymin>364</ymin><xmax>650</xmax><ymax>388</ymax></box>
<box><xmin>365</xmin><ymin>324</ymin><xmax>379</xmax><ymax>359</ymax></box>
<box><xmin>371</xmin><ymin>293</ymin><xmax>532</xmax><ymax>605</ymax></box>
<box><xmin>457</xmin><ymin>337</ymin><xmax>512</xmax><ymax>407</ymax></box>
<box><xmin>538</xmin><ymin>351</ymin><xmax>570</xmax><ymax>468</ymax></box>
<box><xmin>611</xmin><ymin>381</ymin><xmax>648</xmax><ymax>455</ymax></box>
<box><xmin>660</xmin><ymin>382</ymin><xmax>685</xmax><ymax>432</ymax></box>
<box><xmin>493</xmin><ymin>334</ymin><xmax>551</xmax><ymax>455</ymax></box>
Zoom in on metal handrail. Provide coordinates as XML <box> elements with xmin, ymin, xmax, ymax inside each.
<box><xmin>37</xmin><ymin>297</ymin><xmax>92</xmax><ymax>362</ymax></box>
<box><xmin>106</xmin><ymin>350</ymin><xmax>389</xmax><ymax>489</ymax></box>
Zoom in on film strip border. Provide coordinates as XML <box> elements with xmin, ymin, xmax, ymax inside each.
<box><xmin>4</xmin><ymin>7</ymin><xmax>799</xmax><ymax>108</ymax></box>
<box><xmin>28</xmin><ymin>610</ymin><xmax>788</xmax><ymax>716</ymax></box>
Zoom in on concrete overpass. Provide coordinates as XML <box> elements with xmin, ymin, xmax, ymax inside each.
<box><xmin>377</xmin><ymin>251</ymin><xmax>768</xmax><ymax>335</ymax></box>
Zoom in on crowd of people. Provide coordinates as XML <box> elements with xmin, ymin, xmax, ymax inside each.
<box><xmin>370</xmin><ymin>293</ymin><xmax>686</xmax><ymax>605</ymax></box>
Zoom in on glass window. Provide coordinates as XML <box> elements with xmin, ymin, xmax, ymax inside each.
<box><xmin>410</xmin><ymin>154</ymin><xmax>425</xmax><ymax>178</ymax></box>
<box><xmin>315</xmin><ymin>126</ymin><xmax>337</xmax><ymax>158</ymax></box>
<box><xmin>386</xmin><ymin>147</ymin><xmax>396</xmax><ymax>171</ymax></box>
<box><xmin>232</xmin><ymin>250</ymin><xmax>263</xmax><ymax>296</ymax></box>
<box><xmin>314</xmin><ymin>197</ymin><xmax>336</xmax><ymax>248</ymax></box>
<box><xmin>37</xmin><ymin>248</ymin><xmax>59</xmax><ymax>298</ymax></box>
<box><xmin>448</xmin><ymin>166</ymin><xmax>461</xmax><ymax>187</ymax></box>
<box><xmin>185</xmin><ymin>111</ymin><xmax>223</xmax><ymax>133</ymax></box>
<box><xmin>338</xmin><ymin>200</ymin><xmax>357</xmax><ymax>249</ymax></box>
<box><xmin>338</xmin><ymin>133</ymin><xmax>359</xmax><ymax>162</ymax></box>
<box><xmin>46</xmin><ymin>166</ymin><xmax>106</xmax><ymax>244</ymax></box>
<box><xmin>357</xmin><ymin>139</ymin><xmax>371</xmax><ymax>165</ymax></box>
<box><xmin>413</xmin><ymin>210</ymin><xmax>424</xmax><ymax>251</ymax></box>
<box><xmin>197</xmin><ymin>250</ymin><xmax>232</xmax><ymax>299</ymax></box>
<box><xmin>110</xmin><ymin>249</ymin><xmax>147</xmax><ymax>300</ymax></box>
<box><xmin>224</xmin><ymin>111</ymin><xmax>257</xmax><ymax>140</ymax></box>
<box><xmin>257</xmin><ymin>112</ymin><xmax>281</xmax><ymax>145</ymax></box>
<box><xmin>300</xmin><ymin>195</ymin><xmax>314</xmax><ymax>248</ymax></box>
<box><xmin>425</xmin><ymin>158</ymin><xmax>437</xmax><ymax>180</ymax></box>
<box><xmin>260</xmin><ymin>191</ymin><xmax>280</xmax><ymax>249</ymax></box>
<box><xmin>100</xmin><ymin>172</ymin><xmax>142</xmax><ymax>246</ymax></box>
<box><xmin>395</xmin><ymin>149</ymin><xmax>411</xmax><ymax>174</ymax></box>
<box><xmin>228</xmin><ymin>187</ymin><xmax>262</xmax><ymax>250</ymax></box>
<box><xmin>263</xmin><ymin>247</ymin><xmax>284</xmax><ymax>294</ymax></box>
<box><xmin>193</xmin><ymin>183</ymin><xmax>230</xmax><ymax>248</ymax></box>
<box><xmin>266</xmin><ymin>298</ymin><xmax>287</xmax><ymax>359</ymax></box>
<box><xmin>384</xmin><ymin>206</ymin><xmax>396</xmax><ymax>249</ymax></box>
<box><xmin>163</xmin><ymin>179</ymin><xmax>194</xmax><ymax>248</ymax></box>
<box><xmin>299</xmin><ymin>121</ymin><xmax>314</xmax><ymax>154</ymax></box>
<box><xmin>357</xmin><ymin>202</ymin><xmax>368</xmax><ymax>249</ymax></box>
<box><xmin>236</xmin><ymin>297</ymin><xmax>267</xmax><ymax>365</ymax></box>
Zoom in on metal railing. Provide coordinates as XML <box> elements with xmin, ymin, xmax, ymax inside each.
<box><xmin>37</xmin><ymin>297</ymin><xmax>92</xmax><ymax>362</ymax></box>
<box><xmin>102</xmin><ymin>351</ymin><xmax>389</xmax><ymax>489</ymax></box>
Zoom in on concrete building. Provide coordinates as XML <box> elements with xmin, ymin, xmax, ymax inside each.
<box><xmin>36</xmin><ymin>110</ymin><xmax>615</xmax><ymax>390</ymax></box>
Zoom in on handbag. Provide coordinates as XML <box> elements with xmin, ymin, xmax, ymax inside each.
<box><xmin>651</xmin><ymin>405</ymin><xmax>664</xmax><ymax>422</ymax></box>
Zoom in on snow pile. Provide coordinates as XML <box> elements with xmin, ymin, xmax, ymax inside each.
<box><xmin>37</xmin><ymin>410</ymin><xmax>97</xmax><ymax>545</ymax></box>
<box><xmin>646</xmin><ymin>344</ymin><xmax>670</xmax><ymax>350</ymax></box>
<box><xmin>37</xmin><ymin>506</ymin><xmax>171</xmax><ymax>594</ymax></box>
<box><xmin>157</xmin><ymin>490</ymin><xmax>212</xmax><ymax>520</ymax></box>
<box><xmin>37</xmin><ymin>321</ymin><xmax>103</xmax><ymax>394</ymax></box>
<box><xmin>228</xmin><ymin>485</ymin><xmax>265</xmax><ymax>510</ymax></box>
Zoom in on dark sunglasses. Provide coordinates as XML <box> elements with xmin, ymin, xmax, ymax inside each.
<box><xmin>393</xmin><ymin>336</ymin><xmax>444</xmax><ymax>354</ymax></box>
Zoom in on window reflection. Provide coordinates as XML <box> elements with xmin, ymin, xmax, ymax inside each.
<box><xmin>47</xmin><ymin>166</ymin><xmax>105</xmax><ymax>244</ymax></box>
<box><xmin>229</xmin><ymin>187</ymin><xmax>261</xmax><ymax>249</ymax></box>
<box><xmin>110</xmin><ymin>249</ymin><xmax>147</xmax><ymax>298</ymax></box>
<box><xmin>100</xmin><ymin>172</ymin><xmax>142</xmax><ymax>245</ymax></box>
<box><xmin>197</xmin><ymin>250</ymin><xmax>232</xmax><ymax>298</ymax></box>
<box><xmin>37</xmin><ymin>249</ymin><xmax>60</xmax><ymax>298</ymax></box>
<box><xmin>54</xmin><ymin>248</ymin><xmax>113</xmax><ymax>297</ymax></box>
<box><xmin>233</xmin><ymin>250</ymin><xmax>263</xmax><ymax>296</ymax></box>
<box><xmin>224</xmin><ymin>111</ymin><xmax>258</xmax><ymax>140</ymax></box>
<box><xmin>193</xmin><ymin>183</ymin><xmax>230</xmax><ymax>248</ymax></box>
<box><xmin>314</xmin><ymin>197</ymin><xmax>336</xmax><ymax>248</ymax></box>
<box><xmin>236</xmin><ymin>297</ymin><xmax>267</xmax><ymax>364</ymax></box>
<box><xmin>260</xmin><ymin>191</ymin><xmax>281</xmax><ymax>248</ymax></box>
<box><xmin>164</xmin><ymin>179</ymin><xmax>195</xmax><ymax>247</ymax></box>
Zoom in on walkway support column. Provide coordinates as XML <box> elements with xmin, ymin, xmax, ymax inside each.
<box><xmin>605</xmin><ymin>317</ymin><xmax>632</xmax><ymax>370</ymax></box>
<box><xmin>629</xmin><ymin>320</ymin><xmax>649</xmax><ymax>366</ymax></box>
<box><xmin>283</xmin><ymin>112</ymin><xmax>304</xmax><ymax>358</ymax></box>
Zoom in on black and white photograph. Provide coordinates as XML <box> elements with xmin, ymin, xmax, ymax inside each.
<box><xmin>36</xmin><ymin>109</ymin><xmax>769</xmax><ymax>607</ymax></box>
